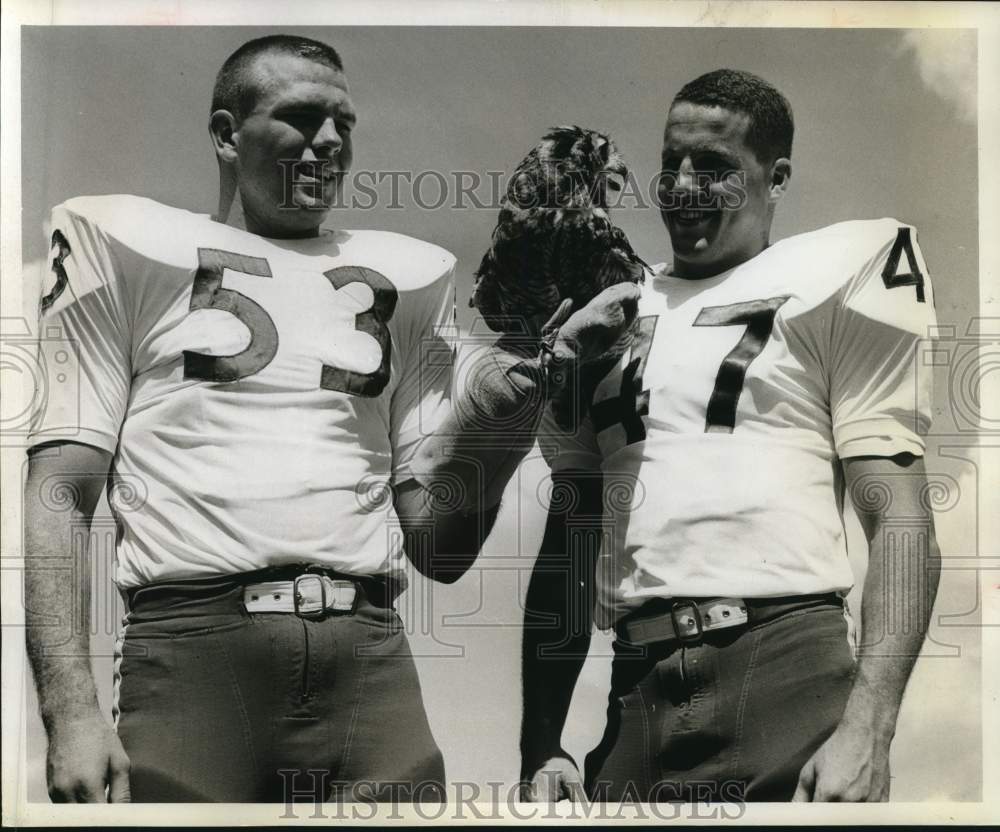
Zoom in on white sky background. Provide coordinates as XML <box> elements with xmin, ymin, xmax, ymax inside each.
<box><xmin>5</xmin><ymin>11</ymin><xmax>993</xmax><ymax>818</ymax></box>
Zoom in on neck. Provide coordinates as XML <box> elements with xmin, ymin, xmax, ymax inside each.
<box><xmin>672</xmin><ymin>243</ymin><xmax>768</xmax><ymax>279</ymax></box>
<box><xmin>213</xmin><ymin>176</ymin><xmax>243</xmax><ymax>229</ymax></box>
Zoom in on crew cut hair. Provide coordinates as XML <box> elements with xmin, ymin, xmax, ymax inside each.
<box><xmin>211</xmin><ymin>34</ymin><xmax>343</xmax><ymax>120</ymax></box>
<box><xmin>672</xmin><ymin>68</ymin><xmax>794</xmax><ymax>163</ymax></box>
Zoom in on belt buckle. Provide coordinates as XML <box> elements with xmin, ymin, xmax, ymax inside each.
<box><xmin>670</xmin><ymin>599</ymin><xmax>703</xmax><ymax>643</ymax></box>
<box><xmin>293</xmin><ymin>574</ymin><xmax>327</xmax><ymax>619</ymax></box>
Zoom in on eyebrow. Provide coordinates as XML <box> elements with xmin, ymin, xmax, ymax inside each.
<box><xmin>661</xmin><ymin>145</ymin><xmax>741</xmax><ymax>165</ymax></box>
<box><xmin>273</xmin><ymin>100</ymin><xmax>357</xmax><ymax>123</ymax></box>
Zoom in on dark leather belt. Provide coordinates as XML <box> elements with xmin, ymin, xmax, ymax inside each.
<box><xmin>126</xmin><ymin>563</ymin><xmax>399</xmax><ymax>616</ymax></box>
<box><xmin>617</xmin><ymin>593</ymin><xmax>842</xmax><ymax>647</ymax></box>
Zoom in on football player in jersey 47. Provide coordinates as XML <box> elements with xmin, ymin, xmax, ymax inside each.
<box><xmin>23</xmin><ymin>34</ymin><xmax>636</xmax><ymax>803</ymax></box>
<box><xmin>521</xmin><ymin>68</ymin><xmax>941</xmax><ymax>803</ymax></box>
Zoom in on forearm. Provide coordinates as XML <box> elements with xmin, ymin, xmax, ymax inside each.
<box><xmin>25</xmin><ymin>507</ymin><xmax>101</xmax><ymax>733</ymax></box>
<box><xmin>412</xmin><ymin>343</ymin><xmax>548</xmax><ymax>517</ymax></box>
<box><xmin>395</xmin><ymin>477</ymin><xmax>502</xmax><ymax>583</ymax></box>
<box><xmin>397</xmin><ymin>343</ymin><xmax>549</xmax><ymax>584</ymax></box>
<box><xmin>846</xmin><ymin>521</ymin><xmax>942</xmax><ymax>737</ymax></box>
<box><xmin>520</xmin><ymin>562</ymin><xmax>593</xmax><ymax>769</ymax></box>
<box><xmin>24</xmin><ymin>446</ymin><xmax>111</xmax><ymax>735</ymax></box>
<box><xmin>793</xmin><ymin>455</ymin><xmax>940</xmax><ymax>802</ymax></box>
<box><xmin>520</xmin><ymin>481</ymin><xmax>602</xmax><ymax>771</ymax></box>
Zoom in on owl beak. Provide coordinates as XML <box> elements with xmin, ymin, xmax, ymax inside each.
<box><xmin>604</xmin><ymin>157</ymin><xmax>628</xmax><ymax>192</ymax></box>
<box><xmin>604</xmin><ymin>168</ymin><xmax>626</xmax><ymax>193</ymax></box>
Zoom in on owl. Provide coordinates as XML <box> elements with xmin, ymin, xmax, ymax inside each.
<box><xmin>470</xmin><ymin>125</ymin><xmax>647</xmax><ymax>334</ymax></box>
<box><xmin>470</xmin><ymin>126</ymin><xmax>648</xmax><ymax>429</ymax></box>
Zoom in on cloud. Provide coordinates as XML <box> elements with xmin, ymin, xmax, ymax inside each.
<box><xmin>899</xmin><ymin>30</ymin><xmax>977</xmax><ymax>125</ymax></box>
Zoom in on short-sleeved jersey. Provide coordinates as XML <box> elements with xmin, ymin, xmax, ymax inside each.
<box><xmin>28</xmin><ymin>195</ymin><xmax>456</xmax><ymax>588</ymax></box>
<box><xmin>540</xmin><ymin>218</ymin><xmax>936</xmax><ymax>627</ymax></box>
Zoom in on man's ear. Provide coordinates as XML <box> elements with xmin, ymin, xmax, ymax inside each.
<box><xmin>209</xmin><ymin>110</ymin><xmax>239</xmax><ymax>163</ymax></box>
<box><xmin>769</xmin><ymin>158</ymin><xmax>791</xmax><ymax>202</ymax></box>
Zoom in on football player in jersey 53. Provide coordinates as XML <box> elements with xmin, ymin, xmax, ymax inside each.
<box><xmin>23</xmin><ymin>35</ymin><xmax>636</xmax><ymax>803</ymax></box>
<box><xmin>521</xmin><ymin>69</ymin><xmax>941</xmax><ymax>802</ymax></box>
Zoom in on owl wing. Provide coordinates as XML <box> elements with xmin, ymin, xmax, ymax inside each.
<box><xmin>549</xmin><ymin>211</ymin><xmax>647</xmax><ymax>313</ymax></box>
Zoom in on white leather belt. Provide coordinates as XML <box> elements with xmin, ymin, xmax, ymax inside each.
<box><xmin>623</xmin><ymin>598</ymin><xmax>749</xmax><ymax>646</ymax></box>
<box><xmin>243</xmin><ymin>574</ymin><xmax>358</xmax><ymax>617</ymax></box>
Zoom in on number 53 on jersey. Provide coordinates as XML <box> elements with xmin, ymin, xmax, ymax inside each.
<box><xmin>182</xmin><ymin>248</ymin><xmax>399</xmax><ymax>397</ymax></box>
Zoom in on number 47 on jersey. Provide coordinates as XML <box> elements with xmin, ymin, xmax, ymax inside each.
<box><xmin>593</xmin><ymin>227</ymin><xmax>926</xmax><ymax>442</ymax></box>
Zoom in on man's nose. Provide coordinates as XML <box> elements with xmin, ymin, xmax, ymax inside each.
<box><xmin>311</xmin><ymin>117</ymin><xmax>343</xmax><ymax>159</ymax></box>
<box><xmin>673</xmin><ymin>157</ymin><xmax>698</xmax><ymax>191</ymax></box>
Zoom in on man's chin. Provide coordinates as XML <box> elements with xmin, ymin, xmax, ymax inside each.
<box><xmin>665</xmin><ymin>229</ymin><xmax>732</xmax><ymax>277</ymax></box>
<box><xmin>257</xmin><ymin>207</ymin><xmax>329</xmax><ymax>239</ymax></box>
<box><xmin>668</xmin><ymin>231</ymin><xmax>718</xmax><ymax>261</ymax></box>
<box><xmin>664</xmin><ymin>213</ymin><xmax>721</xmax><ymax>254</ymax></box>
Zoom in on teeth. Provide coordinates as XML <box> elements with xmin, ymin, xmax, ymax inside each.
<box><xmin>298</xmin><ymin>163</ymin><xmax>335</xmax><ymax>180</ymax></box>
<box><xmin>296</xmin><ymin>173</ymin><xmax>335</xmax><ymax>185</ymax></box>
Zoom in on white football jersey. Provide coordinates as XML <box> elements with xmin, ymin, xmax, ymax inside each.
<box><xmin>540</xmin><ymin>218</ymin><xmax>936</xmax><ymax>627</ymax></box>
<box><xmin>29</xmin><ymin>195</ymin><xmax>456</xmax><ymax>588</ymax></box>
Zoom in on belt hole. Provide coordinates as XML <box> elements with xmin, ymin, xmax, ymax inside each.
<box><xmin>722</xmin><ymin>610</ymin><xmax>730</xmax><ymax>617</ymax></box>
<box><xmin>273</xmin><ymin>593</ymin><xmax>281</xmax><ymax>600</ymax></box>
<box><xmin>251</xmin><ymin>595</ymin><xmax>259</xmax><ymax>602</ymax></box>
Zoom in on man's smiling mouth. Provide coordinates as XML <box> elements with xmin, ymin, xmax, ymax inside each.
<box><xmin>672</xmin><ymin>208</ymin><xmax>719</xmax><ymax>227</ymax></box>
